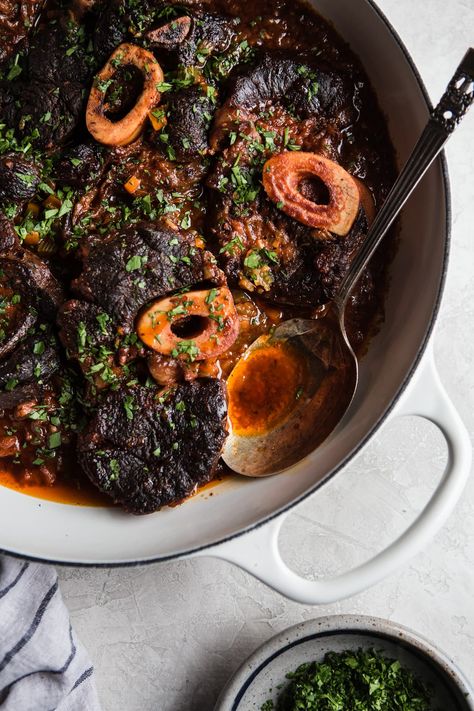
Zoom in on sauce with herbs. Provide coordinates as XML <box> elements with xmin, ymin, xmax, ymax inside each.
<box><xmin>227</xmin><ymin>339</ymin><xmax>308</xmax><ymax>435</ymax></box>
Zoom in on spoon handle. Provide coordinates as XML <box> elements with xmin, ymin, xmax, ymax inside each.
<box><xmin>338</xmin><ymin>48</ymin><xmax>474</xmax><ymax>306</ymax></box>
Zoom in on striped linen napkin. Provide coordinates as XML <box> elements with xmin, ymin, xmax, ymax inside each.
<box><xmin>0</xmin><ymin>556</ymin><xmax>101</xmax><ymax>710</ymax></box>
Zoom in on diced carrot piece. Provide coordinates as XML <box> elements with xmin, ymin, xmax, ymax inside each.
<box><xmin>148</xmin><ymin>110</ymin><xmax>167</xmax><ymax>132</ymax></box>
<box><xmin>24</xmin><ymin>231</ymin><xmax>40</xmax><ymax>245</ymax></box>
<box><xmin>26</xmin><ymin>202</ymin><xmax>40</xmax><ymax>217</ymax></box>
<box><xmin>44</xmin><ymin>194</ymin><xmax>62</xmax><ymax>210</ymax></box>
<box><xmin>124</xmin><ymin>176</ymin><xmax>141</xmax><ymax>194</ymax></box>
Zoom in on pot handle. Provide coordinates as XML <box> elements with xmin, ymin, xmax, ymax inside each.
<box><xmin>202</xmin><ymin>353</ymin><xmax>472</xmax><ymax>604</ymax></box>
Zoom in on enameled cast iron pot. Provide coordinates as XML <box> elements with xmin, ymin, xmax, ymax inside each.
<box><xmin>0</xmin><ymin>0</ymin><xmax>471</xmax><ymax>604</ymax></box>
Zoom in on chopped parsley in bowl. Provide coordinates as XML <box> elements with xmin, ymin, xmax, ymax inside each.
<box><xmin>214</xmin><ymin>616</ymin><xmax>473</xmax><ymax>711</ymax></box>
<box><xmin>262</xmin><ymin>649</ymin><xmax>432</xmax><ymax>711</ymax></box>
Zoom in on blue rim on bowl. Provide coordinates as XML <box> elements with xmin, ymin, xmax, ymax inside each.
<box><xmin>215</xmin><ymin>615</ymin><xmax>473</xmax><ymax>711</ymax></box>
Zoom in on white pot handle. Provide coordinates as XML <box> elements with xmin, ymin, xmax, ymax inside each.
<box><xmin>202</xmin><ymin>352</ymin><xmax>472</xmax><ymax>604</ymax></box>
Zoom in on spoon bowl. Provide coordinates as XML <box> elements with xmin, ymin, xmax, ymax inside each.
<box><xmin>223</xmin><ymin>306</ymin><xmax>357</xmax><ymax>476</ymax></box>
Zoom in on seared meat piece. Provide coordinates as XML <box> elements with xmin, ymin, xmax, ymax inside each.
<box><xmin>69</xmin><ymin>141</ymin><xmax>207</xmax><ymax>237</ymax></box>
<box><xmin>206</xmin><ymin>49</ymin><xmax>374</xmax><ymax>307</ymax></box>
<box><xmin>92</xmin><ymin>0</ymin><xmax>134</xmax><ymax>63</ymax></box>
<box><xmin>78</xmin><ymin>379</ymin><xmax>228</xmax><ymax>513</ymax></box>
<box><xmin>208</xmin><ymin>116</ymin><xmax>375</xmax><ymax>307</ymax></box>
<box><xmin>176</xmin><ymin>11</ymin><xmax>233</xmax><ymax>66</ymax></box>
<box><xmin>0</xmin><ymin>324</ymin><xmax>61</xmax><ymax>410</ymax></box>
<box><xmin>0</xmin><ymin>328</ymin><xmax>60</xmax><ymax>390</ymax></box>
<box><xmin>315</xmin><ymin>209</ymin><xmax>371</xmax><ymax>299</ymax></box>
<box><xmin>0</xmin><ymin>153</ymin><xmax>41</xmax><ymax>205</ymax></box>
<box><xmin>211</xmin><ymin>180</ymin><xmax>373</xmax><ymax>307</ymax></box>
<box><xmin>210</xmin><ymin>189</ymin><xmax>326</xmax><ymax>305</ymax></box>
<box><xmin>26</xmin><ymin>22</ymin><xmax>88</xmax><ymax>85</ymax></box>
<box><xmin>73</xmin><ymin>222</ymin><xmax>224</xmax><ymax>330</ymax></box>
<box><xmin>54</xmin><ymin>144</ymin><xmax>103</xmax><ymax>189</ymax></box>
<box><xmin>167</xmin><ymin>85</ymin><xmax>214</xmax><ymax>160</ymax></box>
<box><xmin>0</xmin><ymin>252</ymin><xmax>63</xmax><ymax>409</ymax></box>
<box><xmin>2</xmin><ymin>22</ymin><xmax>94</xmax><ymax>149</ymax></box>
<box><xmin>0</xmin><ymin>252</ymin><xmax>62</xmax><ymax>360</ymax></box>
<box><xmin>0</xmin><ymin>382</ymin><xmax>41</xmax><ymax>409</ymax></box>
<box><xmin>58</xmin><ymin>300</ymin><xmax>116</xmax><ymax>364</ymax></box>
<box><xmin>0</xmin><ymin>210</ymin><xmax>19</xmax><ymax>253</ymax></box>
<box><xmin>212</xmin><ymin>52</ymin><xmax>356</xmax><ymax>146</ymax></box>
<box><xmin>0</xmin><ymin>0</ymin><xmax>42</xmax><ymax>65</ymax></box>
<box><xmin>145</xmin><ymin>15</ymin><xmax>192</xmax><ymax>50</ymax></box>
<box><xmin>93</xmin><ymin>0</ymin><xmax>232</xmax><ymax>65</ymax></box>
<box><xmin>0</xmin><ymin>251</ymin><xmax>63</xmax><ymax>321</ymax></box>
<box><xmin>58</xmin><ymin>299</ymin><xmax>142</xmax><ymax>391</ymax></box>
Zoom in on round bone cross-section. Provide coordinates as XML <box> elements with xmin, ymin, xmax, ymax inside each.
<box><xmin>137</xmin><ymin>287</ymin><xmax>239</xmax><ymax>361</ymax></box>
<box><xmin>86</xmin><ymin>43</ymin><xmax>164</xmax><ymax>146</ymax></box>
<box><xmin>263</xmin><ymin>152</ymin><xmax>360</xmax><ymax>236</ymax></box>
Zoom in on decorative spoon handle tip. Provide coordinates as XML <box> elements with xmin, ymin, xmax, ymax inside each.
<box><xmin>338</xmin><ymin>48</ymin><xmax>474</xmax><ymax>305</ymax></box>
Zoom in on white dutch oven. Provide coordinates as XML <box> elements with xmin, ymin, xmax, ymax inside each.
<box><xmin>0</xmin><ymin>0</ymin><xmax>471</xmax><ymax>604</ymax></box>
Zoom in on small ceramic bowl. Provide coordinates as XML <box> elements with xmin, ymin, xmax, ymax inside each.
<box><xmin>215</xmin><ymin>615</ymin><xmax>474</xmax><ymax>711</ymax></box>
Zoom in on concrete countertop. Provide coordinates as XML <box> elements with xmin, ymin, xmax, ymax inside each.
<box><xmin>58</xmin><ymin>1</ymin><xmax>474</xmax><ymax>708</ymax></box>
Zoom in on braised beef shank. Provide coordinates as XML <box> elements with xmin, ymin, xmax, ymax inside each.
<box><xmin>78</xmin><ymin>379</ymin><xmax>228</xmax><ymax>513</ymax></box>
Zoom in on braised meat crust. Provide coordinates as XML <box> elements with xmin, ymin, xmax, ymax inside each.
<box><xmin>78</xmin><ymin>379</ymin><xmax>228</xmax><ymax>513</ymax></box>
<box><xmin>72</xmin><ymin>222</ymin><xmax>225</xmax><ymax>330</ymax></box>
<box><xmin>0</xmin><ymin>0</ymin><xmax>42</xmax><ymax>65</ymax></box>
<box><xmin>0</xmin><ymin>21</ymin><xmax>95</xmax><ymax>149</ymax></box>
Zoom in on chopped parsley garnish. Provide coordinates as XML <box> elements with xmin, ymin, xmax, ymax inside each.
<box><xmin>180</xmin><ymin>211</ymin><xmax>192</xmax><ymax>230</ymax></box>
<box><xmin>77</xmin><ymin>322</ymin><xmax>87</xmax><ymax>352</ymax></box>
<box><xmin>48</xmin><ymin>432</ymin><xmax>61</xmax><ymax>449</ymax></box>
<box><xmin>167</xmin><ymin>302</ymin><xmax>191</xmax><ymax>320</ymax></box>
<box><xmin>96</xmin><ymin>312</ymin><xmax>111</xmax><ymax>334</ymax></box>
<box><xmin>156</xmin><ymin>81</ymin><xmax>173</xmax><ymax>93</ymax></box>
<box><xmin>123</xmin><ymin>394</ymin><xmax>135</xmax><ymax>420</ymax></box>
<box><xmin>266</xmin><ymin>649</ymin><xmax>432</xmax><ymax>711</ymax></box>
<box><xmin>109</xmin><ymin>459</ymin><xmax>120</xmax><ymax>481</ymax></box>
<box><xmin>125</xmin><ymin>254</ymin><xmax>148</xmax><ymax>272</ymax></box>
<box><xmin>33</xmin><ymin>341</ymin><xmax>45</xmax><ymax>356</ymax></box>
<box><xmin>244</xmin><ymin>251</ymin><xmax>262</xmax><ymax>269</ymax></box>
<box><xmin>244</xmin><ymin>247</ymin><xmax>279</xmax><ymax>270</ymax></box>
<box><xmin>171</xmin><ymin>340</ymin><xmax>199</xmax><ymax>362</ymax></box>
<box><xmin>220</xmin><ymin>235</ymin><xmax>244</xmax><ymax>255</ymax></box>
<box><xmin>205</xmin><ymin>288</ymin><xmax>219</xmax><ymax>304</ymax></box>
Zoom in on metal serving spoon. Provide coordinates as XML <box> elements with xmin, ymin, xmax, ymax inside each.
<box><xmin>223</xmin><ymin>48</ymin><xmax>474</xmax><ymax>477</ymax></box>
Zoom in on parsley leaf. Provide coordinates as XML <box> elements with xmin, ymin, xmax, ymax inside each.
<box><xmin>126</xmin><ymin>255</ymin><xmax>148</xmax><ymax>272</ymax></box>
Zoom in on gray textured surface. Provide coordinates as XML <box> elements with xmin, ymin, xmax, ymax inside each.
<box><xmin>58</xmin><ymin>2</ymin><xmax>474</xmax><ymax>709</ymax></box>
